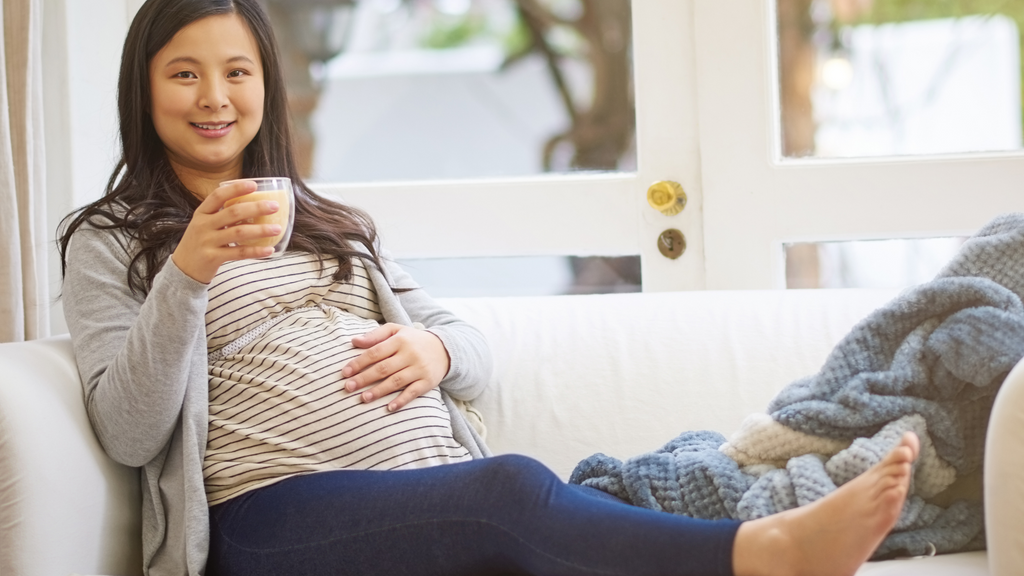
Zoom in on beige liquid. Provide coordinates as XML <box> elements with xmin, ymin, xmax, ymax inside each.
<box><xmin>223</xmin><ymin>190</ymin><xmax>291</xmax><ymax>248</ymax></box>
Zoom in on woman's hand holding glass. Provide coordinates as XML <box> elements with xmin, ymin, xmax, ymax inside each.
<box><xmin>171</xmin><ymin>180</ymin><xmax>282</xmax><ymax>284</ymax></box>
<box><xmin>341</xmin><ymin>323</ymin><xmax>451</xmax><ymax>412</ymax></box>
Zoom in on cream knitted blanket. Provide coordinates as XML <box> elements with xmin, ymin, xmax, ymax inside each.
<box><xmin>571</xmin><ymin>213</ymin><xmax>1024</xmax><ymax>558</ymax></box>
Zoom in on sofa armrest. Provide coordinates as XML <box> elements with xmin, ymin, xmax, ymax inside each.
<box><xmin>984</xmin><ymin>356</ymin><xmax>1024</xmax><ymax>576</ymax></box>
<box><xmin>0</xmin><ymin>336</ymin><xmax>141</xmax><ymax>576</ymax></box>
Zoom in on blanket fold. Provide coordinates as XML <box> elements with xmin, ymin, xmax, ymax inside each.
<box><xmin>571</xmin><ymin>213</ymin><xmax>1024</xmax><ymax>558</ymax></box>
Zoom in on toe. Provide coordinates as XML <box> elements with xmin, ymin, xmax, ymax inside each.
<box><xmin>902</xmin><ymin>432</ymin><xmax>921</xmax><ymax>461</ymax></box>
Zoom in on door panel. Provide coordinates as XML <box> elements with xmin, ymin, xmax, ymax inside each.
<box><xmin>314</xmin><ymin>0</ymin><xmax>706</xmax><ymax>292</ymax></box>
<box><xmin>694</xmin><ymin>0</ymin><xmax>1024</xmax><ymax>290</ymax></box>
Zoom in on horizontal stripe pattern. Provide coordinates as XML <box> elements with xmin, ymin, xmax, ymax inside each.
<box><xmin>203</xmin><ymin>254</ymin><xmax>471</xmax><ymax>506</ymax></box>
<box><xmin>206</xmin><ymin>253</ymin><xmax>382</xmax><ymax>351</ymax></box>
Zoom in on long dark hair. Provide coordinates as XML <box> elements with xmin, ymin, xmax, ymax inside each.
<box><xmin>58</xmin><ymin>0</ymin><xmax>382</xmax><ymax>295</ymax></box>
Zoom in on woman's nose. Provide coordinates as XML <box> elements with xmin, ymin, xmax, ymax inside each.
<box><xmin>198</xmin><ymin>79</ymin><xmax>229</xmax><ymax>110</ymax></box>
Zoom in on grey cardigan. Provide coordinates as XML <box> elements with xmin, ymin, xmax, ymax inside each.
<box><xmin>63</xmin><ymin>225</ymin><xmax>493</xmax><ymax>576</ymax></box>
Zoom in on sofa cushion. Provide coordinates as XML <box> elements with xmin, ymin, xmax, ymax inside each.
<box><xmin>441</xmin><ymin>288</ymin><xmax>898</xmax><ymax>478</ymax></box>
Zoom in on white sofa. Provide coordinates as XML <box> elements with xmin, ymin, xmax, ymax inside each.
<box><xmin>1</xmin><ymin>289</ymin><xmax>1020</xmax><ymax>575</ymax></box>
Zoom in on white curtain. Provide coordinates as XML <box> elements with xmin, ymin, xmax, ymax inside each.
<box><xmin>0</xmin><ymin>0</ymin><xmax>48</xmax><ymax>343</ymax></box>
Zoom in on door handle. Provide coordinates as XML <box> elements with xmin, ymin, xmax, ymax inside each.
<box><xmin>647</xmin><ymin>181</ymin><xmax>687</xmax><ymax>216</ymax></box>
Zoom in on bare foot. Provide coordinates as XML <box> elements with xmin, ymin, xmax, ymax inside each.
<box><xmin>733</xmin><ymin>431</ymin><xmax>920</xmax><ymax>576</ymax></box>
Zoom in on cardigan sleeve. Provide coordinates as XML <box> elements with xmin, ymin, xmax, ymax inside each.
<box><xmin>63</xmin><ymin>226</ymin><xmax>210</xmax><ymax>466</ymax></box>
<box><xmin>382</xmin><ymin>257</ymin><xmax>494</xmax><ymax>403</ymax></box>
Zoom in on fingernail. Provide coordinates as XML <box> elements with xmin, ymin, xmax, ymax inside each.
<box><xmin>388</xmin><ymin>403</ymin><xmax>397</xmax><ymax>412</ymax></box>
<box><xmin>362</xmin><ymin>391</ymin><xmax>372</xmax><ymax>402</ymax></box>
<box><xmin>264</xmin><ymin>201</ymin><xmax>279</xmax><ymax>211</ymax></box>
<box><xmin>269</xmin><ymin>225</ymin><xmax>282</xmax><ymax>233</ymax></box>
<box><xmin>344</xmin><ymin>381</ymin><xmax>354</xmax><ymax>392</ymax></box>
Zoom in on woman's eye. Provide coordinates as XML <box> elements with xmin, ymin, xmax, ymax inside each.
<box><xmin>227</xmin><ymin>69</ymin><xmax>246</xmax><ymax>78</ymax></box>
<box><xmin>175</xmin><ymin>71</ymin><xmax>197</xmax><ymax>79</ymax></box>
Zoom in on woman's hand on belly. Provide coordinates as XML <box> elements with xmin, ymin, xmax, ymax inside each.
<box><xmin>341</xmin><ymin>323</ymin><xmax>452</xmax><ymax>412</ymax></box>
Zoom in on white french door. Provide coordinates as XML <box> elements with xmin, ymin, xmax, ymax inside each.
<box><xmin>692</xmin><ymin>0</ymin><xmax>1024</xmax><ymax>290</ymax></box>
<box><xmin>314</xmin><ymin>0</ymin><xmax>708</xmax><ymax>292</ymax></box>
<box><xmin>326</xmin><ymin>0</ymin><xmax>1024</xmax><ymax>294</ymax></box>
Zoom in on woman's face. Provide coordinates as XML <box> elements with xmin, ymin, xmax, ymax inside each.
<box><xmin>149</xmin><ymin>13</ymin><xmax>265</xmax><ymax>185</ymax></box>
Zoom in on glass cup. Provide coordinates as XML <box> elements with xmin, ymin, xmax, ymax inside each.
<box><xmin>220</xmin><ymin>177</ymin><xmax>295</xmax><ymax>257</ymax></box>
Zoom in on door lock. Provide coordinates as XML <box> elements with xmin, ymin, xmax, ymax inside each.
<box><xmin>657</xmin><ymin>229</ymin><xmax>686</xmax><ymax>260</ymax></box>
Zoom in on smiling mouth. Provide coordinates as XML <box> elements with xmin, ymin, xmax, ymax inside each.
<box><xmin>191</xmin><ymin>121</ymin><xmax>235</xmax><ymax>130</ymax></box>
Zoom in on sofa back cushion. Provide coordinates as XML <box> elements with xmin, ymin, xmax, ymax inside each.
<box><xmin>441</xmin><ymin>289</ymin><xmax>897</xmax><ymax>478</ymax></box>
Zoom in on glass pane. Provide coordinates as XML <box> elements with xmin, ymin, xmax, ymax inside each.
<box><xmin>785</xmin><ymin>237</ymin><xmax>967</xmax><ymax>289</ymax></box>
<box><xmin>777</xmin><ymin>0</ymin><xmax>1024</xmax><ymax>158</ymax></box>
<box><xmin>263</xmin><ymin>0</ymin><xmax>636</xmax><ymax>182</ymax></box>
<box><xmin>398</xmin><ymin>255</ymin><xmax>641</xmax><ymax>297</ymax></box>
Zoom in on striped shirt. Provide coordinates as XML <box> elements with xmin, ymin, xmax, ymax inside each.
<box><xmin>203</xmin><ymin>253</ymin><xmax>471</xmax><ymax>506</ymax></box>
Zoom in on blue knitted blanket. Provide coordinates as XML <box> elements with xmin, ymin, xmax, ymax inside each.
<box><xmin>570</xmin><ymin>213</ymin><xmax>1024</xmax><ymax>558</ymax></box>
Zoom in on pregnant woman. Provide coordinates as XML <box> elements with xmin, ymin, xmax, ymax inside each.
<box><xmin>58</xmin><ymin>0</ymin><xmax>919</xmax><ymax>575</ymax></box>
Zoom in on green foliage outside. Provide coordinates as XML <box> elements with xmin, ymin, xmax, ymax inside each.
<box><xmin>857</xmin><ymin>0</ymin><xmax>1024</xmax><ymax>23</ymax></box>
<box><xmin>421</xmin><ymin>15</ymin><xmax>488</xmax><ymax>49</ymax></box>
<box><xmin>416</xmin><ymin>4</ymin><xmax>576</xmax><ymax>62</ymax></box>
<box><xmin>502</xmin><ymin>15</ymin><xmax>532</xmax><ymax>56</ymax></box>
<box><xmin>851</xmin><ymin>0</ymin><xmax>1024</xmax><ymax>135</ymax></box>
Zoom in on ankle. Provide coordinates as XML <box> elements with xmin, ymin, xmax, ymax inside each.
<box><xmin>733</xmin><ymin>517</ymin><xmax>794</xmax><ymax>576</ymax></box>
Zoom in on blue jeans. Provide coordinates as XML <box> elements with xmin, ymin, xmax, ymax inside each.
<box><xmin>206</xmin><ymin>454</ymin><xmax>740</xmax><ymax>576</ymax></box>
